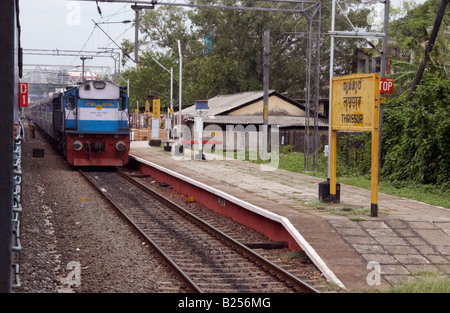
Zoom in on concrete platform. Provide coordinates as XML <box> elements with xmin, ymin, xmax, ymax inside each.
<box><xmin>129</xmin><ymin>141</ymin><xmax>450</xmax><ymax>292</ymax></box>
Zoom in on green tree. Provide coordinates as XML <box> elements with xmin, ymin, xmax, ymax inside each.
<box><xmin>188</xmin><ymin>0</ymin><xmax>371</xmax><ymax>99</ymax></box>
<box><xmin>120</xmin><ymin>1</ymin><xmax>372</xmax><ymax>104</ymax></box>
<box><xmin>121</xmin><ymin>51</ymin><xmax>176</xmax><ymax>112</ymax></box>
<box><xmin>388</xmin><ymin>0</ymin><xmax>449</xmax><ymax>95</ymax></box>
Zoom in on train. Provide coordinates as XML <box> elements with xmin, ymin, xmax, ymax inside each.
<box><xmin>26</xmin><ymin>80</ymin><xmax>130</xmax><ymax>166</ymax></box>
<box><xmin>1</xmin><ymin>0</ymin><xmax>22</xmax><ymax>293</ymax></box>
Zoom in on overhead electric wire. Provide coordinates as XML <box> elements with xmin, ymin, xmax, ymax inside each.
<box><xmin>103</xmin><ymin>24</ymin><xmax>135</xmax><ymax>49</ymax></box>
<box><xmin>92</xmin><ymin>19</ymin><xmax>136</xmax><ymax>63</ymax></box>
<box><xmin>103</xmin><ymin>2</ymin><xmax>132</xmax><ymax>21</ymax></box>
<box><xmin>70</xmin><ymin>24</ymin><xmax>98</xmax><ymax>67</ymax></box>
<box><xmin>335</xmin><ymin>0</ymin><xmax>356</xmax><ymax>30</ymax></box>
<box><xmin>69</xmin><ymin>2</ymin><xmax>135</xmax><ymax>68</ymax></box>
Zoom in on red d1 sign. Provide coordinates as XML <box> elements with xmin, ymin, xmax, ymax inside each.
<box><xmin>19</xmin><ymin>82</ymin><xmax>28</xmax><ymax>107</ymax></box>
<box><xmin>380</xmin><ymin>78</ymin><xmax>394</xmax><ymax>93</ymax></box>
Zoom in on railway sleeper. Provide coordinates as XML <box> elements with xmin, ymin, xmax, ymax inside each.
<box><xmin>186</xmin><ymin>271</ymin><xmax>269</xmax><ymax>278</ymax></box>
<box><xmin>194</xmin><ymin>282</ymin><xmax>293</xmax><ymax>293</ymax></box>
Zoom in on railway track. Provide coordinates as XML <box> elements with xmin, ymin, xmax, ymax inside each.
<box><xmin>79</xmin><ymin>168</ymin><xmax>319</xmax><ymax>293</ymax></box>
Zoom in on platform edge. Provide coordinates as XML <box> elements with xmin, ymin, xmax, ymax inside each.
<box><xmin>130</xmin><ymin>154</ymin><xmax>346</xmax><ymax>289</ymax></box>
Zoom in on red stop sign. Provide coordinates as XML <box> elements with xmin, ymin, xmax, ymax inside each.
<box><xmin>380</xmin><ymin>78</ymin><xmax>394</xmax><ymax>93</ymax></box>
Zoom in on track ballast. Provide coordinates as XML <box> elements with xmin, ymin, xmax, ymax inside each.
<box><xmin>80</xmin><ymin>169</ymin><xmax>319</xmax><ymax>293</ymax></box>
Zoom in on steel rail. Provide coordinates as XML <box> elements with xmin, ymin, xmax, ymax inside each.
<box><xmin>78</xmin><ymin>169</ymin><xmax>203</xmax><ymax>293</ymax></box>
<box><xmin>115</xmin><ymin>168</ymin><xmax>319</xmax><ymax>293</ymax></box>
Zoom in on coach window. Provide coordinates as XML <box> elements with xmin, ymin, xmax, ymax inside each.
<box><xmin>66</xmin><ymin>95</ymin><xmax>75</xmax><ymax>110</ymax></box>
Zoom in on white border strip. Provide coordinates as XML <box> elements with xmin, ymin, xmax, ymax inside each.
<box><xmin>131</xmin><ymin>154</ymin><xmax>346</xmax><ymax>288</ymax></box>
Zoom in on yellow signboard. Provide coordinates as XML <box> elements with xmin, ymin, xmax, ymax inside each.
<box><xmin>329</xmin><ymin>73</ymin><xmax>380</xmax><ymax>217</ymax></box>
<box><xmin>331</xmin><ymin>73</ymin><xmax>379</xmax><ymax>132</ymax></box>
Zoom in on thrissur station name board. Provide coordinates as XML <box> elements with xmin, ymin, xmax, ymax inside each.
<box><xmin>331</xmin><ymin>74</ymin><xmax>379</xmax><ymax>132</ymax></box>
<box><xmin>329</xmin><ymin>73</ymin><xmax>380</xmax><ymax>217</ymax></box>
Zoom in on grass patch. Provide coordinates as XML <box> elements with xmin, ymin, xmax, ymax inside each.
<box><xmin>301</xmin><ymin>199</ymin><xmax>373</xmax><ymax>217</ymax></box>
<box><xmin>341</xmin><ymin>176</ymin><xmax>450</xmax><ymax>209</ymax></box>
<box><xmin>280</xmin><ymin>250</ymin><xmax>309</xmax><ymax>262</ymax></box>
<box><xmin>349</xmin><ymin>217</ymin><xmax>366</xmax><ymax>222</ymax></box>
<box><xmin>221</xmin><ymin>146</ymin><xmax>449</xmax><ymax>209</ymax></box>
<box><xmin>379</xmin><ymin>272</ymin><xmax>450</xmax><ymax>293</ymax></box>
<box><xmin>320</xmin><ymin>206</ymin><xmax>373</xmax><ymax>217</ymax></box>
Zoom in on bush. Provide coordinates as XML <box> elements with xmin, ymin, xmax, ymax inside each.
<box><xmin>382</xmin><ymin>75</ymin><xmax>450</xmax><ymax>187</ymax></box>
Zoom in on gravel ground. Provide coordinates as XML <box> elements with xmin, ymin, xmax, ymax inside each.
<box><xmin>16</xmin><ymin>125</ymin><xmax>186</xmax><ymax>293</ymax></box>
<box><xmin>131</xmin><ymin>171</ymin><xmax>326</xmax><ymax>290</ymax></box>
<box><xmin>15</xmin><ymin>124</ymin><xmax>325</xmax><ymax>293</ymax></box>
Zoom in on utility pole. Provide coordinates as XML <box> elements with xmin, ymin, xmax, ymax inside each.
<box><xmin>132</xmin><ymin>5</ymin><xmax>141</xmax><ymax>67</ymax></box>
<box><xmin>327</xmin><ymin>0</ymin><xmax>336</xmax><ymax>181</ymax></box>
<box><xmin>178</xmin><ymin>40</ymin><xmax>182</xmax><ymax>142</ymax></box>
<box><xmin>174</xmin><ymin>39</ymin><xmax>184</xmax><ymax>155</ymax></box>
<box><xmin>262</xmin><ymin>30</ymin><xmax>270</xmax><ymax>158</ymax></box>
<box><xmin>170</xmin><ymin>67</ymin><xmax>173</xmax><ymax>138</ymax></box>
<box><xmin>80</xmin><ymin>56</ymin><xmax>93</xmax><ymax>85</ymax></box>
<box><xmin>378</xmin><ymin>0</ymin><xmax>390</xmax><ymax>183</ymax></box>
<box><xmin>131</xmin><ymin>4</ymin><xmax>155</xmax><ymax>68</ymax></box>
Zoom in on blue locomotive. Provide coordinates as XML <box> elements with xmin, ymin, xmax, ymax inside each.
<box><xmin>26</xmin><ymin>80</ymin><xmax>130</xmax><ymax>166</ymax></box>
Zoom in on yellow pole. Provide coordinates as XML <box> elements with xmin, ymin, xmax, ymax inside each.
<box><xmin>371</xmin><ymin>74</ymin><xmax>380</xmax><ymax>217</ymax></box>
<box><xmin>157</xmin><ymin>98</ymin><xmax>161</xmax><ymax>118</ymax></box>
<box><xmin>330</xmin><ymin>129</ymin><xmax>337</xmax><ymax>202</ymax></box>
<box><xmin>153</xmin><ymin>98</ymin><xmax>161</xmax><ymax>118</ymax></box>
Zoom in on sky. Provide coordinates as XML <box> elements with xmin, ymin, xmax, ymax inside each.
<box><xmin>20</xmin><ymin>0</ymin><xmax>137</xmax><ymax>72</ymax></box>
<box><xmin>19</xmin><ymin>0</ymin><xmax>425</xmax><ymax>75</ymax></box>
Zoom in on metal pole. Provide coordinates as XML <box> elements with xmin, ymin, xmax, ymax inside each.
<box><xmin>378</xmin><ymin>0</ymin><xmax>390</xmax><ymax>183</ymax></box>
<box><xmin>137</xmin><ymin>100</ymin><xmax>140</xmax><ymax>129</ymax></box>
<box><xmin>327</xmin><ymin>0</ymin><xmax>336</xmax><ymax>180</ymax></box>
<box><xmin>262</xmin><ymin>30</ymin><xmax>270</xmax><ymax>158</ymax></box>
<box><xmin>314</xmin><ymin>7</ymin><xmax>321</xmax><ymax>171</ymax></box>
<box><xmin>178</xmin><ymin>40</ymin><xmax>182</xmax><ymax>143</ymax></box>
<box><xmin>113</xmin><ymin>54</ymin><xmax>117</xmax><ymax>83</ymax></box>
<box><xmin>170</xmin><ymin>67</ymin><xmax>174</xmax><ymax>139</ymax></box>
<box><xmin>133</xmin><ymin>7</ymin><xmax>141</xmax><ymax>67</ymax></box>
<box><xmin>81</xmin><ymin>57</ymin><xmax>86</xmax><ymax>84</ymax></box>
<box><xmin>118</xmin><ymin>51</ymin><xmax>121</xmax><ymax>83</ymax></box>
<box><xmin>80</xmin><ymin>56</ymin><xmax>93</xmax><ymax>85</ymax></box>
<box><xmin>304</xmin><ymin>17</ymin><xmax>312</xmax><ymax>171</ymax></box>
<box><xmin>197</xmin><ymin>111</ymin><xmax>204</xmax><ymax>160</ymax></box>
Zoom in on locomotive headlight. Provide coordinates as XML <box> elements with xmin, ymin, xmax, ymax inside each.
<box><xmin>73</xmin><ymin>140</ymin><xmax>83</xmax><ymax>151</ymax></box>
<box><xmin>116</xmin><ymin>141</ymin><xmax>126</xmax><ymax>152</ymax></box>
